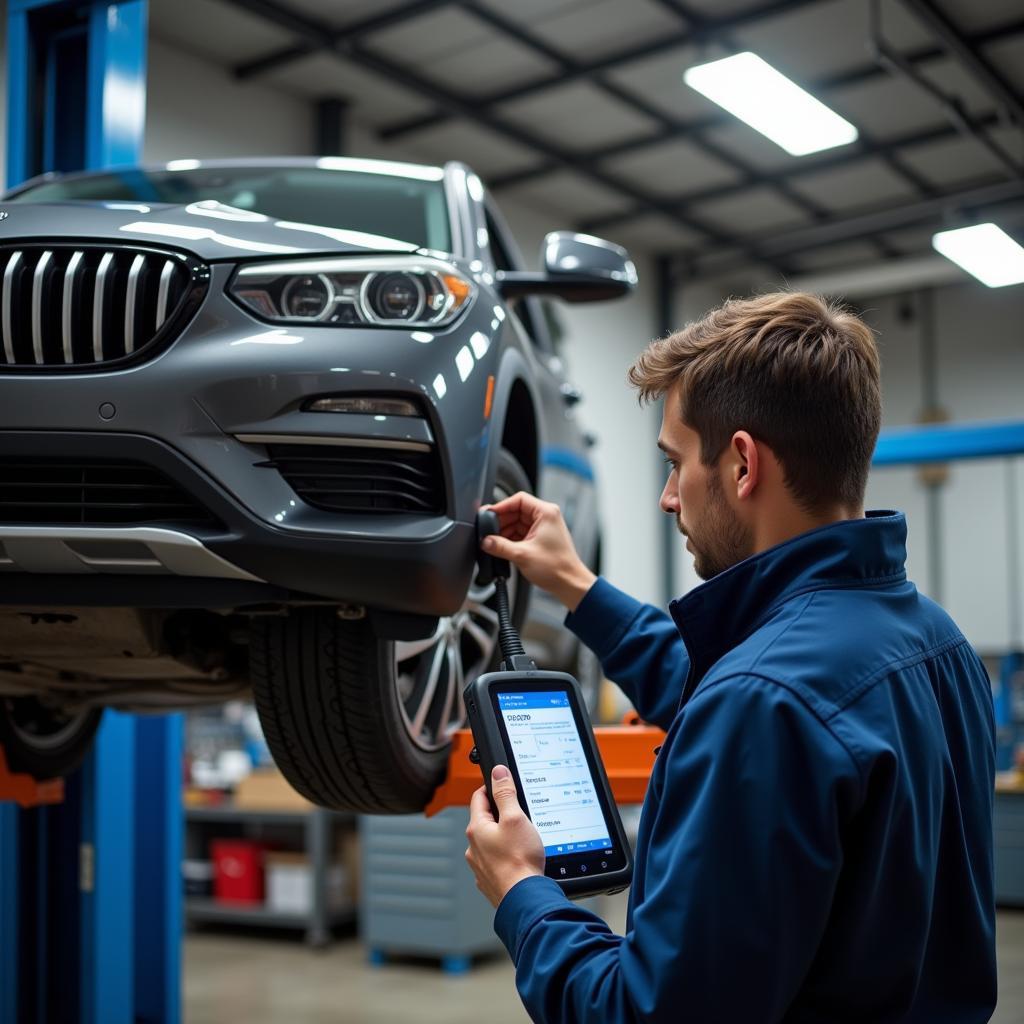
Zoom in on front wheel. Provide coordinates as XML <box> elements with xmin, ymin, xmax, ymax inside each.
<box><xmin>0</xmin><ymin>697</ymin><xmax>102</xmax><ymax>779</ymax></box>
<box><xmin>250</xmin><ymin>449</ymin><xmax>532</xmax><ymax>813</ymax></box>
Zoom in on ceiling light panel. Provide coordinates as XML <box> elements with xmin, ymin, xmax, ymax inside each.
<box><xmin>932</xmin><ymin>224</ymin><xmax>1024</xmax><ymax>288</ymax></box>
<box><xmin>683</xmin><ymin>52</ymin><xmax>859</xmax><ymax>156</ymax></box>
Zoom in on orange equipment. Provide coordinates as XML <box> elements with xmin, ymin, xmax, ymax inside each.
<box><xmin>425</xmin><ymin>722</ymin><xmax>666</xmax><ymax>817</ymax></box>
<box><xmin>0</xmin><ymin>744</ymin><xmax>65</xmax><ymax>808</ymax></box>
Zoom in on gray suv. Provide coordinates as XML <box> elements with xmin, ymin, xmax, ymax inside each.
<box><xmin>0</xmin><ymin>157</ymin><xmax>635</xmax><ymax>812</ymax></box>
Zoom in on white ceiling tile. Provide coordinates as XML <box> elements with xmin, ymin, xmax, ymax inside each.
<box><xmin>600</xmin><ymin>137</ymin><xmax>742</xmax><ymax>197</ymax></box>
<box><xmin>928</xmin><ymin>0</ymin><xmax>1024</xmax><ymax>34</ymax></box>
<box><xmin>982</xmin><ymin>34</ymin><xmax>1024</xmax><ymax>97</ymax></box>
<box><xmin>522</xmin><ymin>0</ymin><xmax>687</xmax><ymax>62</ymax></box>
<box><xmin>730</xmin><ymin>0</ymin><xmax>924</xmax><ymax>81</ymax></box>
<box><xmin>597</xmin><ymin>212</ymin><xmax>704</xmax><ymax>255</ymax></box>
<box><xmin>676</xmin><ymin>0</ymin><xmax>775</xmax><ymax>14</ymax></box>
<box><xmin>786</xmin><ymin>239</ymin><xmax>889</xmax><ymax>272</ymax></box>
<box><xmin>280</xmin><ymin>0</ymin><xmax>418</xmax><ymax>29</ymax></box>
<box><xmin>476</xmin><ymin>0</ymin><xmax>587</xmax><ymax>21</ymax></box>
<box><xmin>149</xmin><ymin>0</ymin><xmax>294</xmax><ymax>65</ymax></box>
<box><xmin>261</xmin><ymin>53</ymin><xmax>435</xmax><ymax>124</ymax></box>
<box><xmin>879</xmin><ymin>225</ymin><xmax>944</xmax><ymax>254</ymax></box>
<box><xmin>401</xmin><ymin>122</ymin><xmax>541</xmax><ymax>180</ymax></box>
<box><xmin>699</xmin><ymin>119</ymin><xmax>805</xmax><ymax>171</ymax></box>
<box><xmin>422</xmin><ymin>35</ymin><xmax>560</xmax><ymax>94</ymax></box>
<box><xmin>788</xmin><ymin>158</ymin><xmax>921</xmax><ymax>212</ymax></box>
<box><xmin>918</xmin><ymin>55</ymin><xmax>1009</xmax><ymax>121</ymax></box>
<box><xmin>497</xmin><ymin>169</ymin><xmax>633</xmax><ymax>221</ymax></box>
<box><xmin>364</xmin><ymin>6</ymin><xmax>564</xmax><ymax>94</ymax></box>
<box><xmin>606</xmin><ymin>43</ymin><xmax>716</xmax><ymax>122</ymax></box>
<box><xmin>364</xmin><ymin>7</ymin><xmax>498</xmax><ymax>63</ymax></box>
<box><xmin>697</xmin><ymin>186</ymin><xmax>811</xmax><ymax>234</ymax></box>
<box><xmin>828</xmin><ymin>72</ymin><xmax>950</xmax><ymax>141</ymax></box>
<box><xmin>502</xmin><ymin>80</ymin><xmax>660</xmax><ymax>150</ymax></box>
<box><xmin>896</xmin><ymin>130</ymin><xmax>1019</xmax><ymax>189</ymax></box>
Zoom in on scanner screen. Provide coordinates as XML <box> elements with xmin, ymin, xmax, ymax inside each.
<box><xmin>497</xmin><ymin>691</ymin><xmax>612</xmax><ymax>857</ymax></box>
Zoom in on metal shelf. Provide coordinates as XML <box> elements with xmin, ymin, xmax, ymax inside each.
<box><xmin>186</xmin><ymin>898</ymin><xmax>354</xmax><ymax>931</ymax></box>
<box><xmin>184</xmin><ymin>801</ymin><xmax>355</xmax><ymax>947</ymax></box>
<box><xmin>185</xmin><ymin>804</ymin><xmax>350</xmax><ymax>825</ymax></box>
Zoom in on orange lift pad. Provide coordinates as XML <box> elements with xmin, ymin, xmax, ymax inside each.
<box><xmin>0</xmin><ymin>745</ymin><xmax>65</xmax><ymax>808</ymax></box>
<box><xmin>425</xmin><ymin>725</ymin><xmax>666</xmax><ymax>817</ymax></box>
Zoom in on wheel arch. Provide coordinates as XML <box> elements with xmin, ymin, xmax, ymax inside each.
<box><xmin>482</xmin><ymin>348</ymin><xmax>540</xmax><ymax>503</ymax></box>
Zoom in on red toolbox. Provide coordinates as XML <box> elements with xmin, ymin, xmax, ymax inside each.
<box><xmin>211</xmin><ymin>839</ymin><xmax>266</xmax><ymax>905</ymax></box>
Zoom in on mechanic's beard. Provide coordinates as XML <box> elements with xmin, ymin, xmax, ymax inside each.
<box><xmin>678</xmin><ymin>473</ymin><xmax>752</xmax><ymax>581</ymax></box>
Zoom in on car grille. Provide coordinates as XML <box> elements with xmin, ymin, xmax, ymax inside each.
<box><xmin>0</xmin><ymin>458</ymin><xmax>218</xmax><ymax>525</ymax></box>
<box><xmin>0</xmin><ymin>244</ymin><xmax>208</xmax><ymax>370</ymax></box>
<box><xmin>262</xmin><ymin>444</ymin><xmax>445</xmax><ymax>515</ymax></box>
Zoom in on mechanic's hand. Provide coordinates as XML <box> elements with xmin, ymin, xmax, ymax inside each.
<box><xmin>481</xmin><ymin>491</ymin><xmax>596</xmax><ymax>611</ymax></box>
<box><xmin>465</xmin><ymin>765</ymin><xmax>545</xmax><ymax>908</ymax></box>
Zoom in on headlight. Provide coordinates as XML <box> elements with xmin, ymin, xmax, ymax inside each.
<box><xmin>230</xmin><ymin>256</ymin><xmax>474</xmax><ymax>327</ymax></box>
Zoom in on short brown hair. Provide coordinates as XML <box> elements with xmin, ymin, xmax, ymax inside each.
<box><xmin>628</xmin><ymin>291</ymin><xmax>881</xmax><ymax>513</ymax></box>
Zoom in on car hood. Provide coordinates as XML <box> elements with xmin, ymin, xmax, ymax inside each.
<box><xmin>0</xmin><ymin>199</ymin><xmax>424</xmax><ymax>261</ymax></box>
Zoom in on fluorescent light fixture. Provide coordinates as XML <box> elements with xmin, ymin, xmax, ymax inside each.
<box><xmin>931</xmin><ymin>223</ymin><xmax>1024</xmax><ymax>288</ymax></box>
<box><xmin>683</xmin><ymin>52</ymin><xmax>858</xmax><ymax>156</ymax></box>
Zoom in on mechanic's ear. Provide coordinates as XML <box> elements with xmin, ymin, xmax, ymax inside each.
<box><xmin>731</xmin><ymin>431</ymin><xmax>759</xmax><ymax>500</ymax></box>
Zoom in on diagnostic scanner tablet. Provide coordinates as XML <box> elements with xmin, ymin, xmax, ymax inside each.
<box><xmin>464</xmin><ymin>670</ymin><xmax>633</xmax><ymax>899</ymax></box>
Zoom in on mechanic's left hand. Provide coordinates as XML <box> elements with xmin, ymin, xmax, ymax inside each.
<box><xmin>466</xmin><ymin>765</ymin><xmax>545</xmax><ymax>907</ymax></box>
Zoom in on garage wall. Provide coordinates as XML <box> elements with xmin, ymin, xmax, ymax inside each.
<box><xmin>143</xmin><ymin>38</ymin><xmax>312</xmax><ymax>163</ymax></box>
<box><xmin>864</xmin><ymin>283</ymin><xmax>1024</xmax><ymax>654</ymax></box>
<box><xmin>140</xmin><ymin>37</ymin><xmax>665</xmax><ymax>607</ymax></box>
<box><xmin>670</xmin><ymin>276</ymin><xmax>1024</xmax><ymax>654</ymax></box>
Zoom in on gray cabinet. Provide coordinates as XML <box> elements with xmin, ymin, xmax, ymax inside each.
<box><xmin>995</xmin><ymin>790</ymin><xmax>1024</xmax><ymax>907</ymax></box>
<box><xmin>360</xmin><ymin>809</ymin><xmax>503</xmax><ymax>972</ymax></box>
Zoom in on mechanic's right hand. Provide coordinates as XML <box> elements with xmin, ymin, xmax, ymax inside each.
<box><xmin>481</xmin><ymin>491</ymin><xmax>597</xmax><ymax>612</ymax></box>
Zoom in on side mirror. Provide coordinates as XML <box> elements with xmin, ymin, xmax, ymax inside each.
<box><xmin>496</xmin><ymin>231</ymin><xmax>638</xmax><ymax>303</ymax></box>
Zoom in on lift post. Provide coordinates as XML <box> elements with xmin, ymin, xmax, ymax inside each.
<box><xmin>1</xmin><ymin>3</ymin><xmax>184</xmax><ymax>1023</ymax></box>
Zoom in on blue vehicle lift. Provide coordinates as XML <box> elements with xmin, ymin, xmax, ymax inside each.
<box><xmin>0</xmin><ymin>3</ymin><xmax>183</xmax><ymax>1022</ymax></box>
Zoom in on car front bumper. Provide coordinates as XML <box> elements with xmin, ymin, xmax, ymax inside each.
<box><xmin>0</xmin><ymin>269</ymin><xmax>508</xmax><ymax>616</ymax></box>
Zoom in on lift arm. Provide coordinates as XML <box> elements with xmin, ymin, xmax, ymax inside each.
<box><xmin>0</xmin><ymin>745</ymin><xmax>64</xmax><ymax>808</ymax></box>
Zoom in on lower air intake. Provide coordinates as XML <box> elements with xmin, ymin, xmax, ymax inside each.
<box><xmin>263</xmin><ymin>444</ymin><xmax>445</xmax><ymax>515</ymax></box>
<box><xmin>0</xmin><ymin>458</ymin><xmax>218</xmax><ymax>525</ymax></box>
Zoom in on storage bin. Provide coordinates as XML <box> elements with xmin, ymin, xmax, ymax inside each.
<box><xmin>211</xmin><ymin>839</ymin><xmax>266</xmax><ymax>905</ymax></box>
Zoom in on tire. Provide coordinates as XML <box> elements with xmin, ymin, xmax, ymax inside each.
<box><xmin>0</xmin><ymin>697</ymin><xmax>102</xmax><ymax>779</ymax></box>
<box><xmin>250</xmin><ymin>448</ymin><xmax>532</xmax><ymax>813</ymax></box>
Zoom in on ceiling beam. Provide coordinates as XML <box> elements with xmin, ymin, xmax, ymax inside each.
<box><xmin>216</xmin><ymin>0</ymin><xmax>799</xmax><ymax>270</ymax></box>
<box><xmin>457</xmin><ymin>0</ymin><xmax>832</xmax><ymax>227</ymax></box>
<box><xmin>378</xmin><ymin>0</ymin><xmax>828</xmax><ymax>140</ymax></box>
<box><xmin>581</xmin><ymin>113</ymin><xmax>1003</xmax><ymax>234</ymax></box>
<box><xmin>898</xmin><ymin>0</ymin><xmax>1024</xmax><ymax>127</ymax></box>
<box><xmin>234</xmin><ymin>0</ymin><xmax>452</xmax><ymax>80</ymax></box>
<box><xmin>648</xmin><ymin>0</ymin><xmax>903</xmax><ymax>255</ymax></box>
<box><xmin>680</xmin><ymin>176</ymin><xmax>1024</xmax><ymax>277</ymax></box>
<box><xmin>487</xmin><ymin>15</ymin><xmax>1024</xmax><ymax>192</ymax></box>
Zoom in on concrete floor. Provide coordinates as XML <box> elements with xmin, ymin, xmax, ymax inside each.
<box><xmin>185</xmin><ymin>907</ymin><xmax>1024</xmax><ymax>1023</ymax></box>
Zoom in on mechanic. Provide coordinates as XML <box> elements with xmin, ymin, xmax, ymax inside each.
<box><xmin>465</xmin><ymin>291</ymin><xmax>996</xmax><ymax>1023</ymax></box>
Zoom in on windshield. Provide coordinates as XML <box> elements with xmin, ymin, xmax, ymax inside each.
<box><xmin>8</xmin><ymin>163</ymin><xmax>452</xmax><ymax>252</ymax></box>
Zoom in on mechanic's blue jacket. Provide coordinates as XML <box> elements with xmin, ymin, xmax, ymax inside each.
<box><xmin>494</xmin><ymin>511</ymin><xmax>996</xmax><ymax>1023</ymax></box>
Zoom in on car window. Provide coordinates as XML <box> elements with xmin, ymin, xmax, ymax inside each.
<box><xmin>9</xmin><ymin>166</ymin><xmax>451</xmax><ymax>252</ymax></box>
<box><xmin>484</xmin><ymin>207</ymin><xmax>550</xmax><ymax>350</ymax></box>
